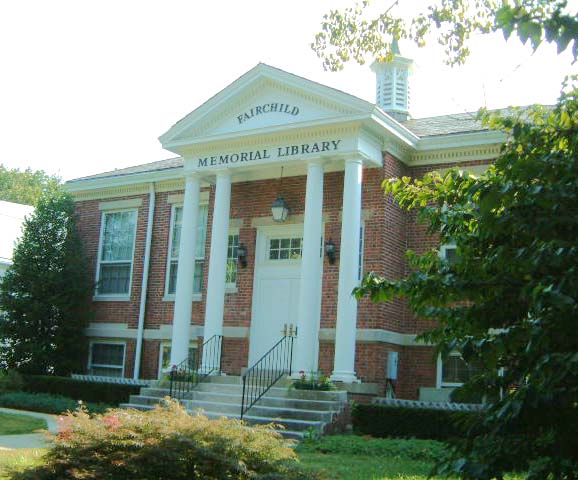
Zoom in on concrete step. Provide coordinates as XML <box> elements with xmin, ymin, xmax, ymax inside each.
<box><xmin>201</xmin><ymin>411</ymin><xmax>323</xmax><ymax>432</ymax></box>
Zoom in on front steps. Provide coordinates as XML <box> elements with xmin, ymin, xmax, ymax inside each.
<box><xmin>121</xmin><ymin>375</ymin><xmax>347</xmax><ymax>439</ymax></box>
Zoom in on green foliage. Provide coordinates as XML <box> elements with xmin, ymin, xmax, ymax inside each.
<box><xmin>0</xmin><ymin>165</ymin><xmax>60</xmax><ymax>206</ymax></box>
<box><xmin>14</xmin><ymin>399</ymin><xmax>319</xmax><ymax>480</ymax></box>
<box><xmin>296</xmin><ymin>434</ymin><xmax>446</xmax><ymax>463</ymax></box>
<box><xmin>0</xmin><ymin>370</ymin><xmax>24</xmax><ymax>393</ymax></box>
<box><xmin>0</xmin><ymin>191</ymin><xmax>93</xmax><ymax>376</ymax></box>
<box><xmin>312</xmin><ymin>0</ymin><xmax>578</xmax><ymax>70</ymax></box>
<box><xmin>351</xmin><ymin>404</ymin><xmax>476</xmax><ymax>441</ymax></box>
<box><xmin>0</xmin><ymin>392</ymin><xmax>111</xmax><ymax>415</ymax></box>
<box><xmin>0</xmin><ymin>412</ymin><xmax>47</xmax><ymax>435</ymax></box>
<box><xmin>293</xmin><ymin>371</ymin><xmax>335</xmax><ymax>391</ymax></box>
<box><xmin>355</xmin><ymin>89</ymin><xmax>578</xmax><ymax>478</ymax></box>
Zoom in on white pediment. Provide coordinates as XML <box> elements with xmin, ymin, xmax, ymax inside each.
<box><xmin>159</xmin><ymin>64</ymin><xmax>375</xmax><ymax>153</ymax></box>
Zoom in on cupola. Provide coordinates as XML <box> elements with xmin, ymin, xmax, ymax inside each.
<box><xmin>370</xmin><ymin>39</ymin><xmax>414</xmax><ymax>122</ymax></box>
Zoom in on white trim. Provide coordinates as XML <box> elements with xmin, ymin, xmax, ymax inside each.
<box><xmin>168</xmin><ymin>191</ymin><xmax>210</xmax><ymax>205</ymax></box>
<box><xmin>436</xmin><ymin>352</ymin><xmax>471</xmax><ymax>388</ymax></box>
<box><xmin>94</xmin><ymin>209</ymin><xmax>138</xmax><ymax>299</ymax></box>
<box><xmin>99</xmin><ymin>198</ymin><xmax>143</xmax><ymax>211</ymax></box>
<box><xmin>88</xmin><ymin>340</ymin><xmax>127</xmax><ymax>377</ymax></box>
<box><xmin>157</xmin><ymin>341</ymin><xmax>199</xmax><ymax>378</ymax></box>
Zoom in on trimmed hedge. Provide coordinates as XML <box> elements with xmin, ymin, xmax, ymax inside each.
<box><xmin>352</xmin><ymin>404</ymin><xmax>480</xmax><ymax>441</ymax></box>
<box><xmin>22</xmin><ymin>375</ymin><xmax>141</xmax><ymax>405</ymax></box>
<box><xmin>0</xmin><ymin>392</ymin><xmax>112</xmax><ymax>415</ymax></box>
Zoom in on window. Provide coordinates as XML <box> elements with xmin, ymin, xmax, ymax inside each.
<box><xmin>438</xmin><ymin>353</ymin><xmax>482</xmax><ymax>387</ymax></box>
<box><xmin>440</xmin><ymin>243</ymin><xmax>458</xmax><ymax>265</ymax></box>
<box><xmin>269</xmin><ymin>237</ymin><xmax>303</xmax><ymax>260</ymax></box>
<box><xmin>166</xmin><ymin>205</ymin><xmax>208</xmax><ymax>296</ymax></box>
<box><xmin>89</xmin><ymin>342</ymin><xmax>125</xmax><ymax>377</ymax></box>
<box><xmin>226</xmin><ymin>233</ymin><xmax>239</xmax><ymax>285</ymax></box>
<box><xmin>96</xmin><ymin>210</ymin><xmax>138</xmax><ymax>296</ymax></box>
<box><xmin>158</xmin><ymin>343</ymin><xmax>198</xmax><ymax>378</ymax></box>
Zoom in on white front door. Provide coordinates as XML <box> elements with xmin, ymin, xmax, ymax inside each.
<box><xmin>249</xmin><ymin>225</ymin><xmax>303</xmax><ymax>366</ymax></box>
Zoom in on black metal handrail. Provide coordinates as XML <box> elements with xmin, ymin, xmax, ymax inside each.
<box><xmin>169</xmin><ymin>334</ymin><xmax>223</xmax><ymax>400</ymax></box>
<box><xmin>241</xmin><ymin>333</ymin><xmax>295</xmax><ymax>419</ymax></box>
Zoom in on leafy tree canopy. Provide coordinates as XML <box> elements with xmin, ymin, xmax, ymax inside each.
<box><xmin>0</xmin><ymin>191</ymin><xmax>92</xmax><ymax>376</ymax></box>
<box><xmin>355</xmin><ymin>80</ymin><xmax>578</xmax><ymax>480</ymax></box>
<box><xmin>0</xmin><ymin>164</ymin><xmax>61</xmax><ymax>206</ymax></box>
<box><xmin>312</xmin><ymin>0</ymin><xmax>578</xmax><ymax>70</ymax></box>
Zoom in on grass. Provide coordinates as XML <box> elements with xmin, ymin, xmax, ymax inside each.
<box><xmin>0</xmin><ymin>413</ymin><xmax>47</xmax><ymax>436</ymax></box>
<box><xmin>0</xmin><ymin>448</ymin><xmax>46</xmax><ymax>480</ymax></box>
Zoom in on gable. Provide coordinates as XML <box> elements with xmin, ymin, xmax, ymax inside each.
<box><xmin>159</xmin><ymin>64</ymin><xmax>375</xmax><ymax>152</ymax></box>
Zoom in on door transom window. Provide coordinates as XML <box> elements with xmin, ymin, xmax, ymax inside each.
<box><xmin>269</xmin><ymin>237</ymin><xmax>303</xmax><ymax>260</ymax></box>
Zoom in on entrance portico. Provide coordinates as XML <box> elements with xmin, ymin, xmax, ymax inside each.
<box><xmin>162</xmin><ymin>64</ymin><xmax>395</xmax><ymax>381</ymax></box>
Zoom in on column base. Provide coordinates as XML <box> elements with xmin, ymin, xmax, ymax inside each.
<box><xmin>330</xmin><ymin>371</ymin><xmax>360</xmax><ymax>383</ymax></box>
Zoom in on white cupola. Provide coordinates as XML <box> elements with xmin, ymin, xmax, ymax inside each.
<box><xmin>370</xmin><ymin>39</ymin><xmax>414</xmax><ymax>122</ymax></box>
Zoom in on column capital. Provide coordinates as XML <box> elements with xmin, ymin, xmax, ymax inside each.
<box><xmin>344</xmin><ymin>156</ymin><xmax>364</xmax><ymax>166</ymax></box>
<box><xmin>215</xmin><ymin>169</ymin><xmax>232</xmax><ymax>179</ymax></box>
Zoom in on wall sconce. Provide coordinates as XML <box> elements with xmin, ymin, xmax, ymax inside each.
<box><xmin>325</xmin><ymin>240</ymin><xmax>337</xmax><ymax>264</ymax></box>
<box><xmin>271</xmin><ymin>196</ymin><xmax>290</xmax><ymax>223</ymax></box>
<box><xmin>237</xmin><ymin>244</ymin><xmax>248</xmax><ymax>268</ymax></box>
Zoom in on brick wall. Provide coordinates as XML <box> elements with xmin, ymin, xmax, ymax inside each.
<box><xmin>75</xmin><ymin>155</ymin><xmax>494</xmax><ymax>397</ymax></box>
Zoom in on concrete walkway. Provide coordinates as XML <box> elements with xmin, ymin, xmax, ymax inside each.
<box><xmin>0</xmin><ymin>407</ymin><xmax>58</xmax><ymax>449</ymax></box>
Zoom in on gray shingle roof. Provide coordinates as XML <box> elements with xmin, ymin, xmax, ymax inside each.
<box><xmin>68</xmin><ymin>157</ymin><xmax>183</xmax><ymax>183</ymax></box>
<box><xmin>401</xmin><ymin>111</ymin><xmax>486</xmax><ymax>137</ymax></box>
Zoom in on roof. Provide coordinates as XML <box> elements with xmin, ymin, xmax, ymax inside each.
<box><xmin>401</xmin><ymin>111</ymin><xmax>486</xmax><ymax>137</ymax></box>
<box><xmin>0</xmin><ymin>200</ymin><xmax>34</xmax><ymax>265</ymax></box>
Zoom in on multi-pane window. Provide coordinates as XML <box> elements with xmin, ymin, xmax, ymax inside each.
<box><xmin>269</xmin><ymin>237</ymin><xmax>303</xmax><ymax>260</ymax></box>
<box><xmin>158</xmin><ymin>344</ymin><xmax>198</xmax><ymax>377</ymax></box>
<box><xmin>440</xmin><ymin>244</ymin><xmax>458</xmax><ymax>265</ymax></box>
<box><xmin>441</xmin><ymin>353</ymin><xmax>482</xmax><ymax>386</ymax></box>
<box><xmin>96</xmin><ymin>210</ymin><xmax>137</xmax><ymax>295</ymax></box>
<box><xmin>166</xmin><ymin>205</ymin><xmax>208</xmax><ymax>295</ymax></box>
<box><xmin>89</xmin><ymin>343</ymin><xmax>125</xmax><ymax>377</ymax></box>
<box><xmin>226</xmin><ymin>233</ymin><xmax>239</xmax><ymax>285</ymax></box>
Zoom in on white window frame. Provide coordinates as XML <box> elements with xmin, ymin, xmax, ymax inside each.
<box><xmin>437</xmin><ymin>352</ymin><xmax>481</xmax><ymax>388</ymax></box>
<box><xmin>439</xmin><ymin>242</ymin><xmax>457</xmax><ymax>262</ymax></box>
<box><xmin>358</xmin><ymin>223</ymin><xmax>365</xmax><ymax>281</ymax></box>
<box><xmin>94</xmin><ymin>209</ymin><xmax>138</xmax><ymax>301</ymax></box>
<box><xmin>157</xmin><ymin>341</ymin><xmax>199</xmax><ymax>378</ymax></box>
<box><xmin>88</xmin><ymin>340</ymin><xmax>126</xmax><ymax>378</ymax></box>
<box><xmin>163</xmin><ymin>203</ymin><xmax>208</xmax><ymax>302</ymax></box>
<box><xmin>225</xmin><ymin>229</ymin><xmax>240</xmax><ymax>291</ymax></box>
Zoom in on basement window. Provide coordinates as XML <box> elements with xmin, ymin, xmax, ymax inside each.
<box><xmin>88</xmin><ymin>342</ymin><xmax>125</xmax><ymax>378</ymax></box>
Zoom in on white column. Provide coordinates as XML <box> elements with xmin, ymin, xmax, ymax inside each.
<box><xmin>331</xmin><ymin>158</ymin><xmax>363</xmax><ymax>383</ymax></box>
<box><xmin>293</xmin><ymin>161</ymin><xmax>324</xmax><ymax>375</ymax></box>
<box><xmin>202</xmin><ymin>170</ymin><xmax>232</xmax><ymax>371</ymax></box>
<box><xmin>169</xmin><ymin>174</ymin><xmax>201</xmax><ymax>367</ymax></box>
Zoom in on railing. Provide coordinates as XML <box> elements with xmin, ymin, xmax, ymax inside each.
<box><xmin>169</xmin><ymin>334</ymin><xmax>223</xmax><ymax>400</ymax></box>
<box><xmin>241</xmin><ymin>332</ymin><xmax>296</xmax><ymax>419</ymax></box>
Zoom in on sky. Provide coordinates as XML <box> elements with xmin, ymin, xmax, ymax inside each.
<box><xmin>0</xmin><ymin>1</ymin><xmax>576</xmax><ymax>181</ymax></box>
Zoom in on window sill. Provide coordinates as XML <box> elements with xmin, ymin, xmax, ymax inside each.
<box><xmin>162</xmin><ymin>294</ymin><xmax>203</xmax><ymax>302</ymax></box>
<box><xmin>225</xmin><ymin>285</ymin><xmax>238</xmax><ymax>294</ymax></box>
<box><xmin>93</xmin><ymin>295</ymin><xmax>131</xmax><ymax>302</ymax></box>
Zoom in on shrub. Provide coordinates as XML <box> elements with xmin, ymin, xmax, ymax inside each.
<box><xmin>21</xmin><ymin>375</ymin><xmax>140</xmax><ymax>405</ymax></box>
<box><xmin>352</xmin><ymin>404</ymin><xmax>479</xmax><ymax>441</ymax></box>
<box><xmin>292</xmin><ymin>371</ymin><xmax>334</xmax><ymax>391</ymax></box>
<box><xmin>14</xmin><ymin>399</ymin><xmax>319</xmax><ymax>480</ymax></box>
<box><xmin>0</xmin><ymin>392</ymin><xmax>112</xmax><ymax>415</ymax></box>
<box><xmin>296</xmin><ymin>434</ymin><xmax>446</xmax><ymax>463</ymax></box>
<box><xmin>0</xmin><ymin>370</ymin><xmax>24</xmax><ymax>393</ymax></box>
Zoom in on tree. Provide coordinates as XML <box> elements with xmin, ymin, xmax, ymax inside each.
<box><xmin>355</xmin><ymin>95</ymin><xmax>578</xmax><ymax>478</ymax></box>
<box><xmin>0</xmin><ymin>164</ymin><xmax>61</xmax><ymax>206</ymax></box>
<box><xmin>0</xmin><ymin>191</ymin><xmax>93</xmax><ymax>376</ymax></box>
<box><xmin>313</xmin><ymin>2</ymin><xmax>578</xmax><ymax>478</ymax></box>
<box><xmin>312</xmin><ymin>0</ymin><xmax>578</xmax><ymax>70</ymax></box>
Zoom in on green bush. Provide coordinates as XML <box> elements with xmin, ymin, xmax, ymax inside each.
<box><xmin>0</xmin><ymin>392</ymin><xmax>112</xmax><ymax>415</ymax></box>
<box><xmin>14</xmin><ymin>399</ymin><xmax>319</xmax><ymax>480</ymax></box>
<box><xmin>0</xmin><ymin>370</ymin><xmax>24</xmax><ymax>393</ymax></box>
<box><xmin>21</xmin><ymin>375</ymin><xmax>141</xmax><ymax>405</ymax></box>
<box><xmin>352</xmin><ymin>404</ymin><xmax>479</xmax><ymax>441</ymax></box>
<box><xmin>296</xmin><ymin>434</ymin><xmax>446</xmax><ymax>463</ymax></box>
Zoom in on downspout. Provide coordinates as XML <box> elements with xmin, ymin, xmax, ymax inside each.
<box><xmin>134</xmin><ymin>183</ymin><xmax>155</xmax><ymax>379</ymax></box>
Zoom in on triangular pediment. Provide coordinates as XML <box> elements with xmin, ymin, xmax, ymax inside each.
<box><xmin>159</xmin><ymin>64</ymin><xmax>376</xmax><ymax>153</ymax></box>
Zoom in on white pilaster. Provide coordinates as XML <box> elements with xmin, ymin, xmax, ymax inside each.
<box><xmin>202</xmin><ymin>170</ymin><xmax>232</xmax><ymax>371</ymax></box>
<box><xmin>293</xmin><ymin>161</ymin><xmax>324</xmax><ymax>375</ymax></box>
<box><xmin>169</xmin><ymin>174</ymin><xmax>201</xmax><ymax>367</ymax></box>
<box><xmin>331</xmin><ymin>158</ymin><xmax>363</xmax><ymax>383</ymax></box>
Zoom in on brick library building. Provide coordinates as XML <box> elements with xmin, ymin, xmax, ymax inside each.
<box><xmin>67</xmin><ymin>51</ymin><xmax>503</xmax><ymax>402</ymax></box>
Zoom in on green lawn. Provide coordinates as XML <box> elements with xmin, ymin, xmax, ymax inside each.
<box><xmin>0</xmin><ymin>448</ymin><xmax>46</xmax><ymax>480</ymax></box>
<box><xmin>0</xmin><ymin>413</ymin><xmax>47</xmax><ymax>435</ymax></box>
